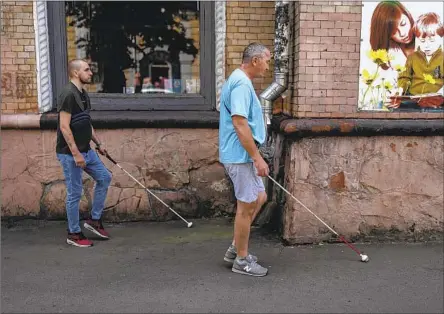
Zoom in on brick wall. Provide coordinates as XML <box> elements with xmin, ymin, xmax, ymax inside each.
<box><xmin>225</xmin><ymin>1</ymin><xmax>275</xmax><ymax>94</ymax></box>
<box><xmin>1</xmin><ymin>1</ymin><xmax>38</xmax><ymax>114</ymax></box>
<box><xmin>291</xmin><ymin>1</ymin><xmax>444</xmax><ymax>119</ymax></box>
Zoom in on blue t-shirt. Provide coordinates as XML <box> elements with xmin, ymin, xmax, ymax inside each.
<box><xmin>219</xmin><ymin>69</ymin><xmax>265</xmax><ymax>164</ymax></box>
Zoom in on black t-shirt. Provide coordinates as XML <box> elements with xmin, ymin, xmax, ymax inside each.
<box><xmin>56</xmin><ymin>82</ymin><xmax>93</xmax><ymax>155</ymax></box>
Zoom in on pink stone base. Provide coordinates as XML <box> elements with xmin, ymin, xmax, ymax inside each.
<box><xmin>1</xmin><ymin>129</ymin><xmax>235</xmax><ymax>221</ymax></box>
<box><xmin>282</xmin><ymin>136</ymin><xmax>444</xmax><ymax>244</ymax></box>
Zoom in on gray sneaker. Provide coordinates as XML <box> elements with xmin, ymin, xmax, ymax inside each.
<box><xmin>223</xmin><ymin>244</ymin><xmax>258</xmax><ymax>263</ymax></box>
<box><xmin>232</xmin><ymin>255</ymin><xmax>268</xmax><ymax>277</ymax></box>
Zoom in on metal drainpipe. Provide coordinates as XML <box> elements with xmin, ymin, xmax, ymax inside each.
<box><xmin>256</xmin><ymin>1</ymin><xmax>290</xmax><ymax>213</ymax></box>
<box><xmin>259</xmin><ymin>0</ymin><xmax>290</xmax><ymax>138</ymax></box>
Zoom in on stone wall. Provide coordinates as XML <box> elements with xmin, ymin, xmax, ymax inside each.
<box><xmin>1</xmin><ymin>129</ymin><xmax>234</xmax><ymax>221</ymax></box>
<box><xmin>0</xmin><ymin>1</ymin><xmax>38</xmax><ymax>114</ymax></box>
<box><xmin>282</xmin><ymin>136</ymin><xmax>444</xmax><ymax>244</ymax></box>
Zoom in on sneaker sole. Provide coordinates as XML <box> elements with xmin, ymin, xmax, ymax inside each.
<box><xmin>231</xmin><ymin>267</ymin><xmax>267</xmax><ymax>277</ymax></box>
<box><xmin>66</xmin><ymin>239</ymin><xmax>93</xmax><ymax>247</ymax></box>
<box><xmin>224</xmin><ymin>256</ymin><xmax>259</xmax><ymax>263</ymax></box>
<box><xmin>83</xmin><ymin>223</ymin><xmax>110</xmax><ymax>239</ymax></box>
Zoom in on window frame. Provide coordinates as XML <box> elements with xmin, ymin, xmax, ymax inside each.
<box><xmin>47</xmin><ymin>1</ymin><xmax>215</xmax><ymax>111</ymax></box>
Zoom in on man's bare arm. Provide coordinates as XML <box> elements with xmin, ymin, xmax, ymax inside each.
<box><xmin>91</xmin><ymin>126</ymin><xmax>102</xmax><ymax>146</ymax></box>
<box><xmin>59</xmin><ymin>111</ymin><xmax>81</xmax><ymax>156</ymax></box>
<box><xmin>232</xmin><ymin>115</ymin><xmax>269</xmax><ymax>177</ymax></box>
<box><xmin>232</xmin><ymin>115</ymin><xmax>261</xmax><ymax>161</ymax></box>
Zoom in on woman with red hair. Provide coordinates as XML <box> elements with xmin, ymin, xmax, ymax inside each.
<box><xmin>370</xmin><ymin>0</ymin><xmax>416</xmax><ymax>71</ymax></box>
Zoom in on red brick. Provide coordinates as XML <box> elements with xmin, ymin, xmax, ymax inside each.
<box><xmin>300</xmin><ymin>13</ymin><xmax>314</xmax><ymax>20</ymax></box>
<box><xmin>312</xmin><ymin>90</ymin><xmax>327</xmax><ymax>97</ymax></box>
<box><xmin>322</xmin><ymin>67</ymin><xmax>335</xmax><ymax>74</ymax></box>
<box><xmin>342</xmin><ymin>59</ymin><xmax>360</xmax><ymax>67</ymax></box>
<box><xmin>328</xmin><ymin>13</ymin><xmax>345</xmax><ymax>21</ymax></box>
<box><xmin>313</xmin><ymin>59</ymin><xmax>327</xmax><ymax>66</ymax></box>
<box><xmin>305</xmin><ymin>5</ymin><xmax>322</xmax><ymax>13</ymax></box>
<box><xmin>331</xmin><ymin>112</ymin><xmax>346</xmax><ymax>118</ymax></box>
<box><xmin>343</xmin><ymin>14</ymin><xmax>360</xmax><ymax>22</ymax></box>
<box><xmin>336</xmin><ymin>6</ymin><xmax>351</xmax><ymax>13</ymax></box>
<box><xmin>299</xmin><ymin>89</ymin><xmax>313</xmax><ymax>97</ymax></box>
<box><xmin>340</xmin><ymin>105</ymin><xmax>355</xmax><ymax>113</ymax></box>
<box><xmin>306</xmin><ymin>67</ymin><xmax>320</xmax><ymax>74</ymax></box>
<box><xmin>321</xmin><ymin>6</ymin><xmax>335</xmax><ymax>13</ymax></box>
<box><xmin>232</xmin><ymin>7</ymin><xmax>244</xmax><ymax>13</ymax></box>
<box><xmin>348</xmin><ymin>52</ymin><xmax>360</xmax><ymax>59</ymax></box>
<box><xmin>327</xmin><ymin>29</ymin><xmax>342</xmax><ymax>36</ymax></box>
<box><xmin>307</xmin><ymin>51</ymin><xmax>320</xmax><ymax>59</ymax></box>
<box><xmin>342</xmin><ymin>29</ymin><xmax>357</xmax><ymax>37</ymax></box>
<box><xmin>323</xmin><ymin>37</ymin><xmax>335</xmax><ymax>44</ymax></box>
<box><xmin>323</xmin><ymin>21</ymin><xmax>336</xmax><ymax>29</ymax></box>
<box><xmin>300</xmin><ymin>28</ymin><xmax>314</xmax><ymax>36</ymax></box>
<box><xmin>2</xmin><ymin>58</ymin><xmax>13</xmax><ymax>65</ymax></box>
<box><xmin>335</xmin><ymin>21</ymin><xmax>350</xmax><ymax>29</ymax></box>
<box><xmin>302</xmin><ymin>36</ymin><xmax>321</xmax><ymax>44</ymax></box>
<box><xmin>299</xmin><ymin>59</ymin><xmax>314</xmax><ymax>66</ymax></box>
<box><xmin>349</xmin><ymin>22</ymin><xmax>361</xmax><ymax>29</ymax></box>
<box><xmin>350</xmin><ymin>6</ymin><xmax>362</xmax><ymax>14</ymax></box>
<box><xmin>346</xmin><ymin>98</ymin><xmax>358</xmax><ymax>106</ymax></box>
<box><xmin>314</xmin><ymin>13</ymin><xmax>329</xmax><ymax>21</ymax></box>
<box><xmin>326</xmin><ymin>44</ymin><xmax>344</xmax><ymax>52</ymax></box>
<box><xmin>300</xmin><ymin>21</ymin><xmax>321</xmax><ymax>29</ymax></box>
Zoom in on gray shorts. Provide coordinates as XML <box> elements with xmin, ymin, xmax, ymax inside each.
<box><xmin>224</xmin><ymin>163</ymin><xmax>265</xmax><ymax>203</ymax></box>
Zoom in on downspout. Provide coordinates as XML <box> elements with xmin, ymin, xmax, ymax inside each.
<box><xmin>254</xmin><ymin>1</ymin><xmax>290</xmax><ymax>227</ymax></box>
<box><xmin>259</xmin><ymin>0</ymin><xmax>290</xmax><ymax>139</ymax></box>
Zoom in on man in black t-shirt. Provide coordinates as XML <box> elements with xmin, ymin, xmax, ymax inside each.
<box><xmin>56</xmin><ymin>59</ymin><xmax>112</xmax><ymax>247</ymax></box>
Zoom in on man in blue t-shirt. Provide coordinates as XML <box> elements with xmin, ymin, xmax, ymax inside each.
<box><xmin>219</xmin><ymin>43</ymin><xmax>271</xmax><ymax>277</ymax></box>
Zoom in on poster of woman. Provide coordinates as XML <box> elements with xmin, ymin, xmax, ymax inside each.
<box><xmin>358</xmin><ymin>1</ymin><xmax>444</xmax><ymax>112</ymax></box>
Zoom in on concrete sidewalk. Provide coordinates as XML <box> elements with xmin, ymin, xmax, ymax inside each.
<box><xmin>1</xmin><ymin>218</ymin><xmax>443</xmax><ymax>313</ymax></box>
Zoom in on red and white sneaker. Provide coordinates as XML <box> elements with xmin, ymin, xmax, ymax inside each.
<box><xmin>67</xmin><ymin>232</ymin><xmax>93</xmax><ymax>247</ymax></box>
<box><xmin>83</xmin><ymin>218</ymin><xmax>110</xmax><ymax>239</ymax></box>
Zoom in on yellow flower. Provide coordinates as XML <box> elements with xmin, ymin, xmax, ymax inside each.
<box><xmin>367</xmin><ymin>49</ymin><xmax>392</xmax><ymax>66</ymax></box>
<box><xmin>394</xmin><ymin>64</ymin><xmax>406</xmax><ymax>72</ymax></box>
<box><xmin>384</xmin><ymin>81</ymin><xmax>393</xmax><ymax>91</ymax></box>
<box><xmin>423</xmin><ymin>74</ymin><xmax>436</xmax><ymax>85</ymax></box>
<box><xmin>362</xmin><ymin>69</ymin><xmax>378</xmax><ymax>85</ymax></box>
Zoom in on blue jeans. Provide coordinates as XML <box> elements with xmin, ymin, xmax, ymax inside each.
<box><xmin>57</xmin><ymin>149</ymin><xmax>112</xmax><ymax>233</ymax></box>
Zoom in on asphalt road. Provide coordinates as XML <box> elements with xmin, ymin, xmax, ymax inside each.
<box><xmin>1</xmin><ymin>218</ymin><xmax>443</xmax><ymax>313</ymax></box>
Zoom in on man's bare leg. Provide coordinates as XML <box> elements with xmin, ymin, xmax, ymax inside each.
<box><xmin>234</xmin><ymin>199</ymin><xmax>257</xmax><ymax>258</ymax></box>
<box><xmin>231</xmin><ymin>195</ymin><xmax>268</xmax><ymax>277</ymax></box>
<box><xmin>232</xmin><ymin>191</ymin><xmax>267</xmax><ymax>247</ymax></box>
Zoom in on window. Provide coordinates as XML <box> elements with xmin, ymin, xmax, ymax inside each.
<box><xmin>47</xmin><ymin>1</ymin><xmax>215</xmax><ymax>111</ymax></box>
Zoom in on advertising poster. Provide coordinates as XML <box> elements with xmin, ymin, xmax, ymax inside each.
<box><xmin>358</xmin><ymin>1</ymin><xmax>444</xmax><ymax>112</ymax></box>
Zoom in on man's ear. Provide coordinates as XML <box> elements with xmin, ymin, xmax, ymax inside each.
<box><xmin>252</xmin><ymin>56</ymin><xmax>258</xmax><ymax>66</ymax></box>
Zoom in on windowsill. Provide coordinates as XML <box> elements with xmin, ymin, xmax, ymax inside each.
<box><xmin>40</xmin><ymin>110</ymin><xmax>220</xmax><ymax>129</ymax></box>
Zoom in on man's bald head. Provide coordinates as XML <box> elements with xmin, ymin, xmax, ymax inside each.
<box><xmin>68</xmin><ymin>59</ymin><xmax>93</xmax><ymax>85</ymax></box>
